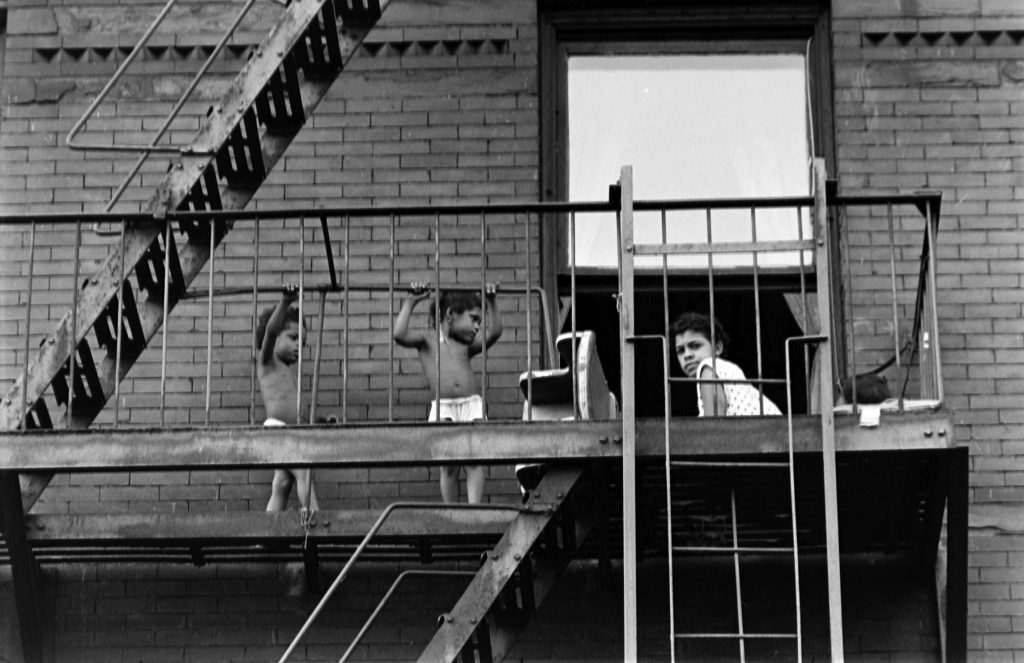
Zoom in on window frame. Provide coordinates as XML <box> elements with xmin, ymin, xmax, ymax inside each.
<box><xmin>538</xmin><ymin>2</ymin><xmax>836</xmax><ymax>289</ymax></box>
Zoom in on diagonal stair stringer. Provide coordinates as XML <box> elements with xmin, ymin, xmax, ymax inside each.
<box><xmin>0</xmin><ymin>0</ymin><xmax>390</xmax><ymax>507</ymax></box>
<box><xmin>418</xmin><ymin>466</ymin><xmax>595</xmax><ymax>662</ymax></box>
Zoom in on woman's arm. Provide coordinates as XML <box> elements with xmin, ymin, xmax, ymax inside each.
<box><xmin>698</xmin><ymin>364</ymin><xmax>729</xmax><ymax>416</ymax></box>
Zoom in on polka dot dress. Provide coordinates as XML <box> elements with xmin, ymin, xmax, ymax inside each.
<box><xmin>696</xmin><ymin>358</ymin><xmax>782</xmax><ymax>416</ymax></box>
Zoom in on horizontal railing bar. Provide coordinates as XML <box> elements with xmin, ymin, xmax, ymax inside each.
<box><xmin>670</xmin><ymin>461</ymin><xmax>790</xmax><ymax>468</ymax></box>
<box><xmin>668</xmin><ymin>377</ymin><xmax>789</xmax><ymax>386</ymax></box>
<box><xmin>178</xmin><ymin>283</ymin><xmax>545</xmax><ymax>300</ymax></box>
<box><xmin>672</xmin><ymin>545</ymin><xmax>795</xmax><ymax>554</ymax></box>
<box><xmin>635</xmin><ymin>191</ymin><xmax>941</xmax><ymax>211</ymax></box>
<box><xmin>632</xmin><ymin>240</ymin><xmax>814</xmax><ymax>256</ymax></box>
<box><xmin>675</xmin><ymin>633</ymin><xmax>798</xmax><ymax>640</ymax></box>
<box><xmin>0</xmin><ymin>192</ymin><xmax>942</xmax><ymax>227</ymax></box>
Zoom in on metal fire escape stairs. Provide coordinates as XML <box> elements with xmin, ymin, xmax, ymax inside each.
<box><xmin>0</xmin><ymin>0</ymin><xmax>389</xmax><ymax>511</ymax></box>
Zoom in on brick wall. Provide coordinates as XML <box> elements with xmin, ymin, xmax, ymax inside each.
<box><xmin>1</xmin><ymin>0</ymin><xmax>540</xmax><ymax>510</ymax></box>
<box><xmin>2</xmin><ymin>0</ymin><xmax>1022</xmax><ymax>659</ymax></box>
<box><xmin>831</xmin><ymin>0</ymin><xmax>1024</xmax><ymax>658</ymax></box>
<box><xmin>0</xmin><ymin>556</ymin><xmax>936</xmax><ymax>662</ymax></box>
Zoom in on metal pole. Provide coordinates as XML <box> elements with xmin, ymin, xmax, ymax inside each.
<box><xmin>342</xmin><ymin>216</ymin><xmax>349</xmax><ymax>424</ymax></box>
<box><xmin>250</xmin><ymin>218</ymin><xmax>261</xmax><ymax>425</ymax></box>
<box><xmin>705</xmin><ymin>208</ymin><xmax>718</xmax><ymax>414</ymax></box>
<box><xmin>434</xmin><ymin>213</ymin><xmax>441</xmax><ymax>422</ymax></box>
<box><xmin>68</xmin><ymin>218</ymin><xmax>81</xmax><ymax>426</ymax></box>
<box><xmin>204</xmin><ymin>221</ymin><xmax>216</xmax><ymax>426</ymax></box>
<box><xmin>525</xmin><ymin>212</ymin><xmax>533</xmax><ymax>421</ymax></box>
<box><xmin>569</xmin><ymin>211</ymin><xmax>578</xmax><ymax>420</ymax></box>
<box><xmin>730</xmin><ymin>489</ymin><xmax>746</xmax><ymax>663</ymax></box>
<box><xmin>310</xmin><ymin>290</ymin><xmax>326</xmax><ymax>424</ymax></box>
<box><xmin>886</xmin><ymin>204</ymin><xmax>904</xmax><ymax>412</ymax></box>
<box><xmin>388</xmin><ymin>213</ymin><xmax>395</xmax><ymax>423</ymax></box>
<box><xmin>159</xmin><ymin>220</ymin><xmax>172</xmax><ymax>427</ymax></box>
<box><xmin>812</xmin><ymin>158</ymin><xmax>844</xmax><ymax>661</ymax></box>
<box><xmin>925</xmin><ymin>204</ymin><xmax>944</xmax><ymax>403</ymax></box>
<box><xmin>113</xmin><ymin>219</ymin><xmax>126</xmax><ymax>427</ymax></box>
<box><xmin>617</xmin><ymin>166</ymin><xmax>639</xmax><ymax>661</ymax></box>
<box><xmin>20</xmin><ymin>222</ymin><xmax>36</xmax><ymax>431</ymax></box>
<box><xmin>751</xmin><ymin>208</ymin><xmax>765</xmax><ymax>413</ymax></box>
<box><xmin>297</xmin><ymin>216</ymin><xmax>305</xmax><ymax>425</ymax></box>
<box><xmin>480</xmin><ymin>212</ymin><xmax>488</xmax><ymax>417</ymax></box>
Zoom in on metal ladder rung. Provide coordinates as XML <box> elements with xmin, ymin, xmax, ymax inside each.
<box><xmin>335</xmin><ymin>0</ymin><xmax>382</xmax><ymax>27</ymax></box>
<box><xmin>178</xmin><ymin>165</ymin><xmax>224</xmax><ymax>241</ymax></box>
<box><xmin>671</xmin><ymin>461</ymin><xmax>790</xmax><ymax>469</ymax></box>
<box><xmin>255</xmin><ymin>53</ymin><xmax>306</xmax><ymax>134</ymax></box>
<box><xmin>93</xmin><ymin>283</ymin><xmax>145</xmax><ymax>358</ymax></box>
<box><xmin>672</xmin><ymin>545</ymin><xmax>794</xmax><ymax>554</ymax></box>
<box><xmin>24</xmin><ymin>399</ymin><xmax>53</xmax><ymax>429</ymax></box>
<box><xmin>295</xmin><ymin>2</ymin><xmax>343</xmax><ymax>78</ymax></box>
<box><xmin>676</xmin><ymin>633</ymin><xmax>799</xmax><ymax>640</ymax></box>
<box><xmin>135</xmin><ymin>231</ymin><xmax>185</xmax><ymax>301</ymax></box>
<box><xmin>52</xmin><ymin>341</ymin><xmax>105</xmax><ymax>417</ymax></box>
<box><xmin>215</xmin><ymin>108</ymin><xmax>265</xmax><ymax>188</ymax></box>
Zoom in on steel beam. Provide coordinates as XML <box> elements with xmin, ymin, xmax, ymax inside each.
<box><xmin>22</xmin><ymin>508</ymin><xmax>514</xmax><ymax>545</ymax></box>
<box><xmin>0</xmin><ymin>413</ymin><xmax>956</xmax><ymax>472</ymax></box>
<box><xmin>0</xmin><ymin>472</ymin><xmax>43</xmax><ymax>663</ymax></box>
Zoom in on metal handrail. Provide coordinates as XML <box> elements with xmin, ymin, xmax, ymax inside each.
<box><xmin>337</xmin><ymin>569</ymin><xmax>477</xmax><ymax>663</ymax></box>
<box><xmin>278</xmin><ymin>502</ymin><xmax>523</xmax><ymax>663</ymax></box>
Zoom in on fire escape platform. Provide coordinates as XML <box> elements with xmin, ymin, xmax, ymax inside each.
<box><xmin>0</xmin><ymin>411</ymin><xmax>956</xmax><ymax>472</ymax></box>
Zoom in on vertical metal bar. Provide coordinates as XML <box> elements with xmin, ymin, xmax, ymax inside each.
<box><xmin>480</xmin><ymin>212</ymin><xmax>488</xmax><ymax>417</ymax></box>
<box><xmin>797</xmin><ymin>207</ymin><xmax>812</xmax><ymax>408</ymax></box>
<box><xmin>204</xmin><ymin>219</ymin><xmax>216</xmax><ymax>426</ymax></box>
<box><xmin>812</xmin><ymin>158</ymin><xmax>844</xmax><ymax>661</ymax></box>
<box><xmin>342</xmin><ymin>216</ymin><xmax>350</xmax><ymax>424</ymax></box>
<box><xmin>20</xmin><ymin>222</ymin><xmax>36</xmax><ymax>432</ymax></box>
<box><xmin>784</xmin><ymin>338</ymin><xmax>804</xmax><ymax>663</ymax></box>
<box><xmin>751</xmin><ymin>208</ymin><xmax>765</xmax><ymax>414</ymax></box>
<box><xmin>925</xmin><ymin>204</ymin><xmax>944</xmax><ymax>404</ymax></box>
<box><xmin>842</xmin><ymin>207</ymin><xmax>857</xmax><ymax>413</ymax></box>
<box><xmin>705</xmin><ymin>208</ymin><xmax>718</xmax><ymax>414</ymax></box>
<box><xmin>524</xmin><ymin>213</ymin><xmax>533</xmax><ymax>422</ymax></box>
<box><xmin>68</xmin><ymin>218</ymin><xmax>82</xmax><ymax>427</ymax></box>
<box><xmin>617</xmin><ymin>166</ymin><xmax>639</xmax><ymax>662</ymax></box>
<box><xmin>297</xmin><ymin>216</ymin><xmax>305</xmax><ymax>425</ymax></box>
<box><xmin>159</xmin><ymin>219</ymin><xmax>172</xmax><ymax>427</ymax></box>
<box><xmin>730</xmin><ymin>489</ymin><xmax>747</xmax><ymax>663</ymax></box>
<box><xmin>434</xmin><ymin>212</ymin><xmax>441</xmax><ymax>422</ymax></box>
<box><xmin>569</xmin><ymin>211</ymin><xmax>578</xmax><ymax>420</ymax></box>
<box><xmin>886</xmin><ymin>204</ymin><xmax>904</xmax><ymax>412</ymax></box>
<box><xmin>113</xmin><ymin>218</ymin><xmax>126</xmax><ymax>427</ymax></box>
<box><xmin>388</xmin><ymin>213</ymin><xmax>396</xmax><ymax>423</ymax></box>
<box><xmin>250</xmin><ymin>218</ymin><xmax>261</xmax><ymax>425</ymax></box>
<box><xmin>659</xmin><ymin>209</ymin><xmax>676</xmax><ymax>661</ymax></box>
<box><xmin>310</xmin><ymin>290</ymin><xmax>326</xmax><ymax>424</ymax></box>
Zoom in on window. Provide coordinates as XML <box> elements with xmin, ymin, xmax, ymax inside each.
<box><xmin>538</xmin><ymin>2</ymin><xmax>834</xmax><ymax>415</ymax></box>
<box><xmin>568</xmin><ymin>52</ymin><xmax>812</xmax><ymax>269</ymax></box>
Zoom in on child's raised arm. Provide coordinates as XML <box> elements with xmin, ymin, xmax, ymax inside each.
<box><xmin>470</xmin><ymin>282</ymin><xmax>503</xmax><ymax>356</ymax></box>
<box><xmin>393</xmin><ymin>282</ymin><xmax>431</xmax><ymax>349</ymax></box>
<box><xmin>260</xmin><ymin>284</ymin><xmax>299</xmax><ymax>366</ymax></box>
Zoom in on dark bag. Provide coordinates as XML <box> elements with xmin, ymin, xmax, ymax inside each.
<box><xmin>839</xmin><ymin>373</ymin><xmax>890</xmax><ymax>404</ymax></box>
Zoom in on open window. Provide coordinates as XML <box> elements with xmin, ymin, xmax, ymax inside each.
<box><xmin>539</xmin><ymin>1</ymin><xmax>835</xmax><ymax>415</ymax></box>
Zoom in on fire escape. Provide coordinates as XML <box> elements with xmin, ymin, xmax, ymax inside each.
<box><xmin>0</xmin><ymin>1</ymin><xmax>966</xmax><ymax>662</ymax></box>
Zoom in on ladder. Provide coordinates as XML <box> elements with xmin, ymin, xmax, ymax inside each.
<box><xmin>617</xmin><ymin>161</ymin><xmax>843</xmax><ymax>660</ymax></box>
<box><xmin>0</xmin><ymin>0</ymin><xmax>389</xmax><ymax>501</ymax></box>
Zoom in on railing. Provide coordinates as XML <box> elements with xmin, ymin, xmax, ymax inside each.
<box><xmin>0</xmin><ymin>183</ymin><xmax>941</xmax><ymax>433</ymax></box>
